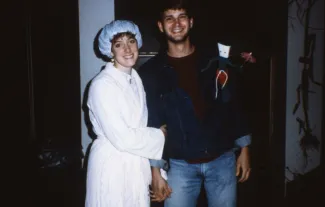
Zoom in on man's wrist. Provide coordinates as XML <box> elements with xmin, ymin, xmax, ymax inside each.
<box><xmin>241</xmin><ymin>146</ymin><xmax>249</xmax><ymax>153</ymax></box>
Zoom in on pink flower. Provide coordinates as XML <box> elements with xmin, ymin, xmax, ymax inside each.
<box><xmin>240</xmin><ymin>52</ymin><xmax>256</xmax><ymax>63</ymax></box>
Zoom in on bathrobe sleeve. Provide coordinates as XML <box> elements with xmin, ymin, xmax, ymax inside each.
<box><xmin>88</xmin><ymin>80</ymin><xmax>165</xmax><ymax>160</ymax></box>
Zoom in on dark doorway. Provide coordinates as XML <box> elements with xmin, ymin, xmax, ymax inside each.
<box><xmin>15</xmin><ymin>0</ymin><xmax>83</xmax><ymax>206</ymax></box>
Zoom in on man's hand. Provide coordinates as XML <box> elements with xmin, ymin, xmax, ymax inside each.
<box><xmin>150</xmin><ymin>167</ymin><xmax>172</xmax><ymax>202</ymax></box>
<box><xmin>236</xmin><ymin>146</ymin><xmax>251</xmax><ymax>182</ymax></box>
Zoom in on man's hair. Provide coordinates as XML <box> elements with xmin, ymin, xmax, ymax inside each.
<box><xmin>157</xmin><ymin>0</ymin><xmax>193</xmax><ymax>21</ymax></box>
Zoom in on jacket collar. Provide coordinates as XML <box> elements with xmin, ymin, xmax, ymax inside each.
<box><xmin>155</xmin><ymin>48</ymin><xmax>214</xmax><ymax>72</ymax></box>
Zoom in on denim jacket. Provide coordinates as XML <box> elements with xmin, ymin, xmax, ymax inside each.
<box><xmin>138</xmin><ymin>50</ymin><xmax>251</xmax><ymax>170</ymax></box>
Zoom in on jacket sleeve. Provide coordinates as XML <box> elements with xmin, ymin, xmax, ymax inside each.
<box><xmin>88</xmin><ymin>80</ymin><xmax>165</xmax><ymax>160</ymax></box>
<box><xmin>138</xmin><ymin>67</ymin><xmax>165</xmax><ymax>128</ymax></box>
<box><xmin>234</xmin><ymin>134</ymin><xmax>252</xmax><ymax>150</ymax></box>
<box><xmin>149</xmin><ymin>159</ymin><xmax>169</xmax><ymax>170</ymax></box>
<box><xmin>138</xmin><ymin>64</ymin><xmax>168</xmax><ymax>168</ymax></box>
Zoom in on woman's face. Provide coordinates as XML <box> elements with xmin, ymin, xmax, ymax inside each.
<box><xmin>111</xmin><ymin>35</ymin><xmax>139</xmax><ymax>70</ymax></box>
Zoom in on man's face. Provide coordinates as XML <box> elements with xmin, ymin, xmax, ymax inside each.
<box><xmin>158</xmin><ymin>9</ymin><xmax>193</xmax><ymax>43</ymax></box>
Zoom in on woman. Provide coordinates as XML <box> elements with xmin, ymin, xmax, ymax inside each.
<box><xmin>85</xmin><ymin>20</ymin><xmax>166</xmax><ymax>207</ymax></box>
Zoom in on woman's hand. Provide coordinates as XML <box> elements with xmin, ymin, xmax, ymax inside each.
<box><xmin>160</xmin><ymin>125</ymin><xmax>167</xmax><ymax>137</ymax></box>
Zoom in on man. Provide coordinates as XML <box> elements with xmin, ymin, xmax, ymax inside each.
<box><xmin>138</xmin><ymin>1</ymin><xmax>252</xmax><ymax>206</ymax></box>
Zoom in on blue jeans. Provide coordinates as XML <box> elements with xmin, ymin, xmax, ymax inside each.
<box><xmin>164</xmin><ymin>151</ymin><xmax>237</xmax><ymax>207</ymax></box>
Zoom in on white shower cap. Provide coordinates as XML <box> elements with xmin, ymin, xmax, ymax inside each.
<box><xmin>98</xmin><ymin>20</ymin><xmax>143</xmax><ymax>58</ymax></box>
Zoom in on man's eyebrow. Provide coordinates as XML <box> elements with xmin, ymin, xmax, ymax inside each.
<box><xmin>163</xmin><ymin>15</ymin><xmax>173</xmax><ymax>18</ymax></box>
<box><xmin>164</xmin><ymin>13</ymin><xmax>188</xmax><ymax>18</ymax></box>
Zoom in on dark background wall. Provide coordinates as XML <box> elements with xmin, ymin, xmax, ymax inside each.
<box><xmin>115</xmin><ymin>0</ymin><xmax>274</xmax><ymax>55</ymax></box>
<box><xmin>5</xmin><ymin>0</ymin><xmax>82</xmax><ymax>206</ymax></box>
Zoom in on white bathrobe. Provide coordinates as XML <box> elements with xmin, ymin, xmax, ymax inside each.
<box><xmin>85</xmin><ymin>62</ymin><xmax>165</xmax><ymax>207</ymax></box>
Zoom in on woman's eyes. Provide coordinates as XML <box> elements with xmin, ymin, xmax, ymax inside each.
<box><xmin>114</xmin><ymin>39</ymin><xmax>136</xmax><ymax>48</ymax></box>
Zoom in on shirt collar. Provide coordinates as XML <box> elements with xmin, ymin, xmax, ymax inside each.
<box><xmin>104</xmin><ymin>62</ymin><xmax>134</xmax><ymax>87</ymax></box>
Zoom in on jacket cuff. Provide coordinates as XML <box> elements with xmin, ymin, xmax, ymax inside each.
<box><xmin>149</xmin><ymin>159</ymin><xmax>169</xmax><ymax>171</ymax></box>
<box><xmin>235</xmin><ymin>134</ymin><xmax>252</xmax><ymax>148</ymax></box>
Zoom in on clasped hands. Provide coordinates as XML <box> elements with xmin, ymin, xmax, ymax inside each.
<box><xmin>150</xmin><ymin>168</ymin><xmax>172</xmax><ymax>202</ymax></box>
<box><xmin>150</xmin><ymin>125</ymin><xmax>171</xmax><ymax>202</ymax></box>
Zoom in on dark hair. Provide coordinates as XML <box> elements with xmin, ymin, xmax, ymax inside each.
<box><xmin>111</xmin><ymin>32</ymin><xmax>136</xmax><ymax>45</ymax></box>
<box><xmin>157</xmin><ymin>0</ymin><xmax>193</xmax><ymax>21</ymax></box>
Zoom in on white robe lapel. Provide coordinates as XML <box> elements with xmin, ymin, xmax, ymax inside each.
<box><xmin>124</xmin><ymin>78</ymin><xmax>141</xmax><ymax>110</ymax></box>
<box><xmin>103</xmin><ymin>63</ymin><xmax>143</xmax><ymax>128</ymax></box>
<box><xmin>133</xmin><ymin>70</ymin><xmax>147</xmax><ymax>127</ymax></box>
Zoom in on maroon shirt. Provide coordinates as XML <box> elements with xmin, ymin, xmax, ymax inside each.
<box><xmin>167</xmin><ymin>51</ymin><xmax>206</xmax><ymax>119</ymax></box>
